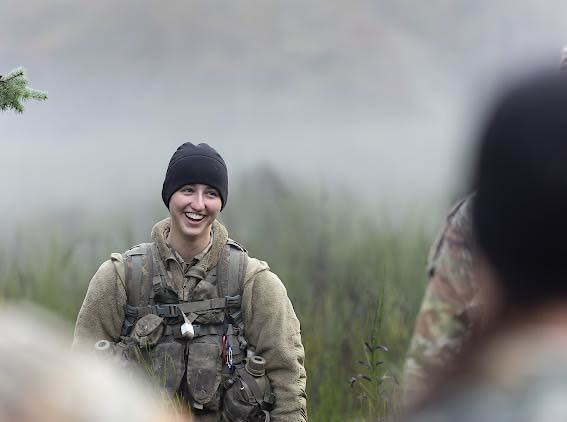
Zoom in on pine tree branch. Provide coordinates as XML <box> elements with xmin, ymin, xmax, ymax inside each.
<box><xmin>0</xmin><ymin>67</ymin><xmax>48</xmax><ymax>113</ymax></box>
<box><xmin>0</xmin><ymin>67</ymin><xmax>25</xmax><ymax>83</ymax></box>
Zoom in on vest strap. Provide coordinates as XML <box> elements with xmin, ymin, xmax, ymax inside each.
<box><xmin>133</xmin><ymin>295</ymin><xmax>242</xmax><ymax>318</ymax></box>
<box><xmin>165</xmin><ymin>323</ymin><xmax>224</xmax><ymax>339</ymax></box>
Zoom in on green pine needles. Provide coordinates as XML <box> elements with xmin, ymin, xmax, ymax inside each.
<box><xmin>0</xmin><ymin>67</ymin><xmax>47</xmax><ymax>113</ymax></box>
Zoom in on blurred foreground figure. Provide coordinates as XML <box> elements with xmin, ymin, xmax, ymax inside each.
<box><xmin>73</xmin><ymin>142</ymin><xmax>307</xmax><ymax>422</ymax></box>
<box><xmin>0</xmin><ymin>303</ymin><xmax>185</xmax><ymax>422</ymax></box>
<box><xmin>404</xmin><ymin>48</ymin><xmax>567</xmax><ymax>409</ymax></box>
<box><xmin>408</xmin><ymin>70</ymin><xmax>567</xmax><ymax>421</ymax></box>
<box><xmin>402</xmin><ymin>194</ymin><xmax>489</xmax><ymax>407</ymax></box>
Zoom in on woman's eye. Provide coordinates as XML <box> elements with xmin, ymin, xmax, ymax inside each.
<box><xmin>182</xmin><ymin>187</ymin><xmax>194</xmax><ymax>193</ymax></box>
<box><xmin>206</xmin><ymin>191</ymin><xmax>218</xmax><ymax>197</ymax></box>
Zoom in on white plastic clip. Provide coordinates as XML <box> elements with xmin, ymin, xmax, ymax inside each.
<box><xmin>178</xmin><ymin>307</ymin><xmax>195</xmax><ymax>339</ymax></box>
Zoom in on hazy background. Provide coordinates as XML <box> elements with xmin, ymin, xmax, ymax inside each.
<box><xmin>5</xmin><ymin>3</ymin><xmax>567</xmax><ymax>418</ymax></box>
<box><xmin>3</xmin><ymin>0</ymin><xmax>567</xmax><ymax>240</ymax></box>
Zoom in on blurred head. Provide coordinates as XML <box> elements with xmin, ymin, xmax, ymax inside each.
<box><xmin>472</xmin><ymin>69</ymin><xmax>567</xmax><ymax>309</ymax></box>
<box><xmin>0</xmin><ymin>303</ymin><xmax>189</xmax><ymax>422</ymax></box>
<box><xmin>162</xmin><ymin>142</ymin><xmax>228</xmax><ymax>210</ymax></box>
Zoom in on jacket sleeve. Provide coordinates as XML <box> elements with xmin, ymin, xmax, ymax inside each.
<box><xmin>72</xmin><ymin>257</ymin><xmax>127</xmax><ymax>351</ymax></box>
<box><xmin>402</xmin><ymin>197</ymin><xmax>479</xmax><ymax>408</ymax></box>
<box><xmin>241</xmin><ymin>258</ymin><xmax>307</xmax><ymax>422</ymax></box>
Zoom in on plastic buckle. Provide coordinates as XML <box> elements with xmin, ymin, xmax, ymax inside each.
<box><xmin>154</xmin><ymin>304</ymin><xmax>177</xmax><ymax>318</ymax></box>
<box><xmin>229</xmin><ymin>310</ymin><xmax>243</xmax><ymax>324</ymax></box>
<box><xmin>225</xmin><ymin>295</ymin><xmax>241</xmax><ymax>308</ymax></box>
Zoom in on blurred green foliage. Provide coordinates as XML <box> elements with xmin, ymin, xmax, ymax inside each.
<box><xmin>0</xmin><ymin>167</ymin><xmax>432</xmax><ymax>421</ymax></box>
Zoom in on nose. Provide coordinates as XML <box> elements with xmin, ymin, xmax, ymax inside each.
<box><xmin>191</xmin><ymin>191</ymin><xmax>205</xmax><ymax>211</ymax></box>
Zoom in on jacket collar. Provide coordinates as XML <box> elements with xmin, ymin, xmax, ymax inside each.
<box><xmin>150</xmin><ymin>217</ymin><xmax>229</xmax><ymax>273</ymax></box>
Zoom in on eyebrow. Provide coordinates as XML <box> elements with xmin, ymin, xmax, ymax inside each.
<box><xmin>181</xmin><ymin>184</ymin><xmax>217</xmax><ymax>191</ymax></box>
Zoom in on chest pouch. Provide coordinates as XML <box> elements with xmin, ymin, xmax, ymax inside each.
<box><xmin>152</xmin><ymin>340</ymin><xmax>186</xmax><ymax>396</ymax></box>
<box><xmin>129</xmin><ymin>314</ymin><xmax>186</xmax><ymax>395</ymax></box>
<box><xmin>132</xmin><ymin>314</ymin><xmax>165</xmax><ymax>348</ymax></box>
<box><xmin>186</xmin><ymin>334</ymin><xmax>223</xmax><ymax>410</ymax></box>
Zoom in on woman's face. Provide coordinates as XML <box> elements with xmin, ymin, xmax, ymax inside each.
<box><xmin>168</xmin><ymin>184</ymin><xmax>222</xmax><ymax>244</ymax></box>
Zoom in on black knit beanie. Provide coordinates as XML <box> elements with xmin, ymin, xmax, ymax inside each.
<box><xmin>162</xmin><ymin>142</ymin><xmax>228</xmax><ymax>210</ymax></box>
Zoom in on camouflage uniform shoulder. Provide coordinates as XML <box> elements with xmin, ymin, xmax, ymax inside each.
<box><xmin>426</xmin><ymin>194</ymin><xmax>474</xmax><ymax>278</ymax></box>
<box><xmin>447</xmin><ymin>194</ymin><xmax>473</xmax><ymax>235</ymax></box>
<box><xmin>403</xmin><ymin>194</ymin><xmax>478</xmax><ymax>407</ymax></box>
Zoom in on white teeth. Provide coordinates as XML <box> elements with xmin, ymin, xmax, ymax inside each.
<box><xmin>185</xmin><ymin>212</ymin><xmax>204</xmax><ymax>220</ymax></box>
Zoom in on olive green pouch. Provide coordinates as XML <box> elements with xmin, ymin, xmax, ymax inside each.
<box><xmin>187</xmin><ymin>337</ymin><xmax>222</xmax><ymax>409</ymax></box>
<box><xmin>152</xmin><ymin>341</ymin><xmax>186</xmax><ymax>395</ymax></box>
<box><xmin>132</xmin><ymin>314</ymin><xmax>164</xmax><ymax>348</ymax></box>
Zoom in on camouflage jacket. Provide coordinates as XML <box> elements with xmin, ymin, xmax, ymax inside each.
<box><xmin>403</xmin><ymin>195</ymin><xmax>483</xmax><ymax>407</ymax></box>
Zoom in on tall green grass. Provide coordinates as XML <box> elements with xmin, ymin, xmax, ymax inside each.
<box><xmin>0</xmin><ymin>169</ymin><xmax>434</xmax><ymax>421</ymax></box>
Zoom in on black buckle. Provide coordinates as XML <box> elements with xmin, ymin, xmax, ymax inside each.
<box><xmin>153</xmin><ymin>304</ymin><xmax>178</xmax><ymax>318</ymax></box>
<box><xmin>124</xmin><ymin>304</ymin><xmax>139</xmax><ymax>317</ymax></box>
<box><xmin>121</xmin><ymin>319</ymin><xmax>135</xmax><ymax>336</ymax></box>
<box><xmin>225</xmin><ymin>295</ymin><xmax>241</xmax><ymax>308</ymax></box>
<box><xmin>229</xmin><ymin>310</ymin><xmax>243</xmax><ymax>324</ymax></box>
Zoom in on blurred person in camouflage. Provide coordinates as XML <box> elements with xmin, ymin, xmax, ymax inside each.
<box><xmin>0</xmin><ymin>303</ymin><xmax>187</xmax><ymax>422</ymax></box>
<box><xmin>73</xmin><ymin>142</ymin><xmax>307</xmax><ymax>422</ymax></box>
<box><xmin>403</xmin><ymin>49</ymin><xmax>567</xmax><ymax>408</ymax></box>
<box><xmin>407</xmin><ymin>68</ymin><xmax>567</xmax><ymax>421</ymax></box>
<box><xmin>402</xmin><ymin>193</ymin><xmax>488</xmax><ymax>408</ymax></box>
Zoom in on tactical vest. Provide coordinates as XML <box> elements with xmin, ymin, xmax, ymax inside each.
<box><xmin>117</xmin><ymin>240</ymin><xmax>274</xmax><ymax>419</ymax></box>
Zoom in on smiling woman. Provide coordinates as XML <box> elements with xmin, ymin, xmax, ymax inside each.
<box><xmin>162</xmin><ymin>143</ymin><xmax>227</xmax><ymax>262</ymax></box>
<box><xmin>72</xmin><ymin>142</ymin><xmax>307</xmax><ymax>422</ymax></box>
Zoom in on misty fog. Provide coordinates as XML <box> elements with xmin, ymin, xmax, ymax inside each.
<box><xmin>3</xmin><ymin>0</ymin><xmax>567</xmax><ymax>243</ymax></box>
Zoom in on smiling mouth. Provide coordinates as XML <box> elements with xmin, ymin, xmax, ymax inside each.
<box><xmin>185</xmin><ymin>212</ymin><xmax>205</xmax><ymax>222</ymax></box>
